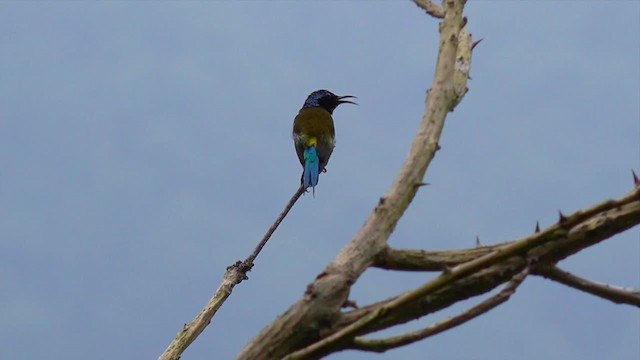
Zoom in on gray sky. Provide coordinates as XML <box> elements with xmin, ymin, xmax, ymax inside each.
<box><xmin>1</xmin><ymin>1</ymin><xmax>638</xmax><ymax>359</ymax></box>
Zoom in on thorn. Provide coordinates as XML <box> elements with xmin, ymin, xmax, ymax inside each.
<box><xmin>472</xmin><ymin>38</ymin><xmax>483</xmax><ymax>50</ymax></box>
<box><xmin>535</xmin><ymin>221</ymin><xmax>540</xmax><ymax>233</ymax></box>
<box><xmin>633</xmin><ymin>170</ymin><xmax>640</xmax><ymax>187</ymax></box>
<box><xmin>527</xmin><ymin>256</ymin><xmax>539</xmax><ymax>267</ymax></box>
<box><xmin>475</xmin><ymin>236</ymin><xmax>481</xmax><ymax>247</ymax></box>
<box><xmin>435</xmin><ymin>143</ymin><xmax>441</xmax><ymax>151</ymax></box>
<box><xmin>305</xmin><ymin>283</ymin><xmax>315</xmax><ymax>297</ymax></box>
<box><xmin>558</xmin><ymin>210</ymin><xmax>567</xmax><ymax>223</ymax></box>
<box><xmin>414</xmin><ymin>182</ymin><xmax>430</xmax><ymax>188</ymax></box>
<box><xmin>342</xmin><ymin>299</ymin><xmax>358</xmax><ymax>309</ymax></box>
<box><xmin>378</xmin><ymin>197</ymin><xmax>386</xmax><ymax>206</ymax></box>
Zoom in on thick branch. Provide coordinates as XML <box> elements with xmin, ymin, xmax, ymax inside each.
<box><xmin>332</xmin><ymin>188</ymin><xmax>640</xmax><ymax>341</ymax></box>
<box><xmin>374</xmin><ymin>245</ymin><xmax>496</xmax><ymax>271</ymax></box>
<box><xmin>534</xmin><ymin>264</ymin><xmax>640</xmax><ymax>306</ymax></box>
<box><xmin>350</xmin><ymin>266</ymin><xmax>529</xmax><ymax>352</ymax></box>
<box><xmin>376</xmin><ymin>188</ymin><xmax>640</xmax><ymax>272</ymax></box>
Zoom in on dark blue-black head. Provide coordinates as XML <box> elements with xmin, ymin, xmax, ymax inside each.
<box><xmin>302</xmin><ymin>89</ymin><xmax>357</xmax><ymax>114</ymax></box>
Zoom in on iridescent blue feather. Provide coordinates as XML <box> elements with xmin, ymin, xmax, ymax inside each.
<box><xmin>303</xmin><ymin>145</ymin><xmax>320</xmax><ymax>194</ymax></box>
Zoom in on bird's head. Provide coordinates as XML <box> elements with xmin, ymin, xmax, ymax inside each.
<box><xmin>302</xmin><ymin>89</ymin><xmax>357</xmax><ymax>114</ymax></box>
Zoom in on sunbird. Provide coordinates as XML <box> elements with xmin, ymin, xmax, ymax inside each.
<box><xmin>292</xmin><ymin>90</ymin><xmax>356</xmax><ymax>194</ymax></box>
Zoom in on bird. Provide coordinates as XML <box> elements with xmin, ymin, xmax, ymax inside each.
<box><xmin>292</xmin><ymin>89</ymin><xmax>356</xmax><ymax>194</ymax></box>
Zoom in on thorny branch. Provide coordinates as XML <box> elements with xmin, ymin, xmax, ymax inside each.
<box><xmin>329</xmin><ymin>187</ymin><xmax>640</xmax><ymax>344</ymax></box>
<box><xmin>350</xmin><ymin>266</ymin><xmax>530</xmax><ymax>352</ymax></box>
<box><xmin>265</xmin><ymin>185</ymin><xmax>640</xmax><ymax>358</ymax></box>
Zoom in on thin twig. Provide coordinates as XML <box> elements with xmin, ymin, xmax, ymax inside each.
<box><xmin>246</xmin><ymin>184</ymin><xmax>306</xmax><ymax>265</ymax></box>
<box><xmin>351</xmin><ymin>266</ymin><xmax>530</xmax><ymax>352</ymax></box>
<box><xmin>535</xmin><ymin>264</ymin><xmax>640</xmax><ymax>307</ymax></box>
<box><xmin>158</xmin><ymin>185</ymin><xmax>305</xmax><ymax>360</ymax></box>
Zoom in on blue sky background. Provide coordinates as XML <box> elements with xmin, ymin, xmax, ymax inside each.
<box><xmin>1</xmin><ymin>1</ymin><xmax>638</xmax><ymax>359</ymax></box>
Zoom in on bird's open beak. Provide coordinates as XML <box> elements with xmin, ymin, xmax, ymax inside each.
<box><xmin>338</xmin><ymin>95</ymin><xmax>358</xmax><ymax>105</ymax></box>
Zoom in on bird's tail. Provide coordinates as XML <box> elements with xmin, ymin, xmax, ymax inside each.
<box><xmin>303</xmin><ymin>142</ymin><xmax>320</xmax><ymax>194</ymax></box>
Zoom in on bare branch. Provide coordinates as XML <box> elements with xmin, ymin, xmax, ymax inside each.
<box><xmin>283</xmin><ymin>186</ymin><xmax>640</xmax><ymax>359</ymax></box>
<box><xmin>376</xmin><ymin>187</ymin><xmax>640</xmax><ymax>272</ymax></box>
<box><xmin>247</xmin><ymin>185</ymin><xmax>306</xmax><ymax>264</ymax></box>
<box><xmin>350</xmin><ymin>266</ymin><xmax>530</xmax><ymax>352</ymax></box>
<box><xmin>159</xmin><ymin>185</ymin><xmax>305</xmax><ymax>360</ymax></box>
<box><xmin>333</xmin><ymin>188</ymin><xmax>640</xmax><ymax>341</ymax></box>
<box><xmin>291</xmin><ymin>226</ymin><xmax>546</xmax><ymax>357</ymax></box>
<box><xmin>413</xmin><ymin>0</ymin><xmax>445</xmax><ymax>18</ymax></box>
<box><xmin>374</xmin><ymin>245</ymin><xmax>496</xmax><ymax>271</ymax></box>
<box><xmin>534</xmin><ymin>264</ymin><xmax>640</xmax><ymax>307</ymax></box>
